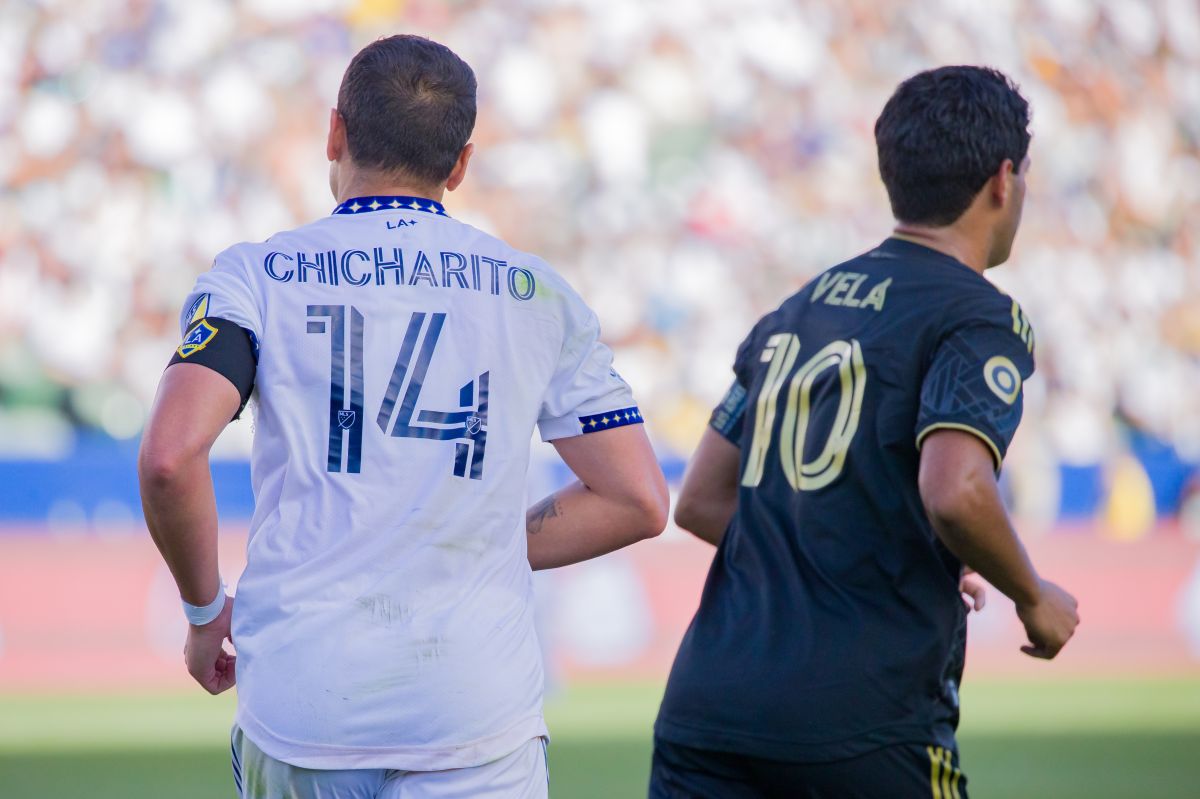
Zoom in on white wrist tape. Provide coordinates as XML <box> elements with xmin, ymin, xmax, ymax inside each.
<box><xmin>183</xmin><ymin>579</ymin><xmax>226</xmax><ymax>626</ymax></box>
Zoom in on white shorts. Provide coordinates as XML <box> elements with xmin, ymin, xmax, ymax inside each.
<box><xmin>231</xmin><ymin>726</ymin><xmax>549</xmax><ymax>799</ymax></box>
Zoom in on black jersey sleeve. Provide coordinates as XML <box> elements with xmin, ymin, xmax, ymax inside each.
<box><xmin>708</xmin><ymin>381</ymin><xmax>748</xmax><ymax>443</ymax></box>
<box><xmin>730</xmin><ymin>317</ymin><xmax>767</xmax><ymax>388</ymax></box>
<box><xmin>709</xmin><ymin>318</ymin><xmax>769</xmax><ymax>443</ymax></box>
<box><xmin>915</xmin><ymin>312</ymin><xmax>1035</xmax><ymax>470</ymax></box>
<box><xmin>168</xmin><ymin>316</ymin><xmax>258</xmax><ymax>420</ymax></box>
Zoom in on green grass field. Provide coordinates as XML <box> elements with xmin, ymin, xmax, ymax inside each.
<box><xmin>1</xmin><ymin>678</ymin><xmax>1197</xmax><ymax>798</ymax></box>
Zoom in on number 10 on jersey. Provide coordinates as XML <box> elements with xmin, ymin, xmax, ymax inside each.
<box><xmin>742</xmin><ymin>334</ymin><xmax>866</xmax><ymax>491</ymax></box>
<box><xmin>308</xmin><ymin>305</ymin><xmax>489</xmax><ymax>479</ymax></box>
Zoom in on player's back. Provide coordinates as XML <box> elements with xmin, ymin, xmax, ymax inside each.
<box><xmin>655</xmin><ymin>237</ymin><xmax>1035</xmax><ymax>762</ymax></box>
<box><xmin>185</xmin><ymin>197</ymin><xmax>634</xmax><ymax>770</ymax></box>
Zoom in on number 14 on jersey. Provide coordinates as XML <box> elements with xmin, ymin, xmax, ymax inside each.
<box><xmin>307</xmin><ymin>304</ymin><xmax>488</xmax><ymax>479</ymax></box>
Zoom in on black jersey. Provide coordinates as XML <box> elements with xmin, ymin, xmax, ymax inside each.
<box><xmin>655</xmin><ymin>237</ymin><xmax>1035</xmax><ymax>762</ymax></box>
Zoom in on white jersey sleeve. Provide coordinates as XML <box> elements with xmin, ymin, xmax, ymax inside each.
<box><xmin>536</xmin><ymin>294</ymin><xmax>639</xmax><ymax>441</ymax></box>
<box><xmin>178</xmin><ymin>252</ymin><xmax>263</xmax><ymax>342</ymax></box>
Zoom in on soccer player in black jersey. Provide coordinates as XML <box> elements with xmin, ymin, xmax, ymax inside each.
<box><xmin>651</xmin><ymin>66</ymin><xmax>1080</xmax><ymax>798</ymax></box>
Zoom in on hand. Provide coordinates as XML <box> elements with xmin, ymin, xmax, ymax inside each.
<box><xmin>959</xmin><ymin>572</ymin><xmax>986</xmax><ymax>611</ymax></box>
<box><xmin>1015</xmin><ymin>579</ymin><xmax>1079</xmax><ymax>660</ymax></box>
<box><xmin>184</xmin><ymin>594</ymin><xmax>236</xmax><ymax>694</ymax></box>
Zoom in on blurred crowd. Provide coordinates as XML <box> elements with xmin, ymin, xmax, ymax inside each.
<box><xmin>1</xmin><ymin>0</ymin><xmax>1197</xmax><ymax>518</ymax></box>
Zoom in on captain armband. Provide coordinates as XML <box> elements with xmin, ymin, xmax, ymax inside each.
<box><xmin>168</xmin><ymin>317</ymin><xmax>258</xmax><ymax>419</ymax></box>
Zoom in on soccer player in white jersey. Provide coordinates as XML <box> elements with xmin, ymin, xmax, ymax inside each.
<box><xmin>138</xmin><ymin>35</ymin><xmax>668</xmax><ymax>799</ymax></box>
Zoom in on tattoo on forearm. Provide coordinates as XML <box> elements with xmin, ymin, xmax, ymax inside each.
<box><xmin>527</xmin><ymin>496</ymin><xmax>563</xmax><ymax>535</ymax></box>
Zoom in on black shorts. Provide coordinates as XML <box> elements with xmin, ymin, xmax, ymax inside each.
<box><xmin>649</xmin><ymin>736</ymin><xmax>968</xmax><ymax>799</ymax></box>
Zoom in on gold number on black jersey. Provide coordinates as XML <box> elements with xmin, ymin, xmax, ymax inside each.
<box><xmin>741</xmin><ymin>335</ymin><xmax>867</xmax><ymax>491</ymax></box>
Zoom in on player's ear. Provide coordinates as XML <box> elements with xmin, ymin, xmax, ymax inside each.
<box><xmin>989</xmin><ymin>158</ymin><xmax>1015</xmax><ymax>209</ymax></box>
<box><xmin>444</xmin><ymin>143</ymin><xmax>474</xmax><ymax>192</ymax></box>
<box><xmin>327</xmin><ymin>108</ymin><xmax>346</xmax><ymax>162</ymax></box>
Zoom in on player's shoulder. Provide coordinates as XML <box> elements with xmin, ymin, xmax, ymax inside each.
<box><xmin>204</xmin><ymin>227</ymin><xmax>304</xmax><ymax>274</ymax></box>
<box><xmin>867</xmin><ymin>238</ymin><xmax>1030</xmax><ymax>333</ymax></box>
<box><xmin>201</xmin><ymin>215</ymin><xmax>362</xmax><ymax>291</ymax></box>
<box><xmin>990</xmin><ymin>290</ymin><xmax>1036</xmax><ymax>356</ymax></box>
<box><xmin>930</xmin><ymin>284</ymin><xmax>1038</xmax><ymax>388</ymax></box>
<box><xmin>447</xmin><ymin>218</ymin><xmax>591</xmax><ymax>313</ymax></box>
<box><xmin>935</xmin><ymin>269</ymin><xmax>1034</xmax><ymax>349</ymax></box>
<box><xmin>445</xmin><ymin>217</ymin><xmax>566</xmax><ymax>279</ymax></box>
<box><xmin>215</xmin><ymin>214</ymin><xmax>338</xmax><ymax>262</ymax></box>
<box><xmin>758</xmin><ymin>250</ymin><xmax>880</xmax><ymax>331</ymax></box>
<box><xmin>730</xmin><ymin>288</ymin><xmax>808</xmax><ymax>375</ymax></box>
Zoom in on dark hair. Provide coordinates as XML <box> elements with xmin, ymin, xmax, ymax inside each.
<box><xmin>874</xmin><ymin>66</ymin><xmax>1030</xmax><ymax>226</ymax></box>
<box><xmin>336</xmin><ymin>35</ymin><xmax>477</xmax><ymax>186</ymax></box>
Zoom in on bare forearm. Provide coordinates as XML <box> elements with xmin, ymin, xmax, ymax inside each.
<box><xmin>673</xmin><ymin>428</ymin><xmax>742</xmax><ymax>547</ymax></box>
<box><xmin>526</xmin><ymin>481</ymin><xmax>659</xmax><ymax>570</ymax></box>
<box><xmin>674</xmin><ymin>497</ymin><xmax>735</xmax><ymax>546</ymax></box>
<box><xmin>926</xmin><ymin>484</ymin><xmax>1039</xmax><ymax>608</ymax></box>
<box><xmin>921</xmin><ymin>431</ymin><xmax>1077</xmax><ymax>658</ymax></box>
<box><xmin>920</xmin><ymin>432</ymin><xmax>1041</xmax><ymax>608</ymax></box>
<box><xmin>140</xmin><ymin>457</ymin><xmax>222</xmax><ymax>605</ymax></box>
<box><xmin>139</xmin><ymin>364</ymin><xmax>240</xmax><ymax>609</ymax></box>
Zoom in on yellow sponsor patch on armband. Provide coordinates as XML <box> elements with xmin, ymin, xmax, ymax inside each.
<box><xmin>177</xmin><ymin>320</ymin><xmax>219</xmax><ymax>359</ymax></box>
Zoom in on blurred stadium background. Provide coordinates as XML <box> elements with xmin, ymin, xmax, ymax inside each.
<box><xmin>1</xmin><ymin>0</ymin><xmax>1198</xmax><ymax>796</ymax></box>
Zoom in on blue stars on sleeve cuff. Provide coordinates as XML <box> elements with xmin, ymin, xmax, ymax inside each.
<box><xmin>579</xmin><ymin>407</ymin><xmax>643</xmax><ymax>433</ymax></box>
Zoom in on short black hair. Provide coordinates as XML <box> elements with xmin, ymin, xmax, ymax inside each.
<box><xmin>336</xmin><ymin>35</ymin><xmax>477</xmax><ymax>186</ymax></box>
<box><xmin>874</xmin><ymin>66</ymin><xmax>1030</xmax><ymax>226</ymax></box>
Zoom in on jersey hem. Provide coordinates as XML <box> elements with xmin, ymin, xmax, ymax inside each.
<box><xmin>915</xmin><ymin>422</ymin><xmax>1003</xmax><ymax>472</ymax></box>
<box><xmin>653</xmin><ymin>715</ymin><xmax>954</xmax><ymax>764</ymax></box>
<box><xmin>234</xmin><ymin>705</ymin><xmax>549</xmax><ymax>772</ymax></box>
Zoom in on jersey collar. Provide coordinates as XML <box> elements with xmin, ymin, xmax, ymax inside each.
<box><xmin>332</xmin><ymin>196</ymin><xmax>449</xmax><ymax>217</ymax></box>
<box><xmin>877</xmin><ymin>236</ymin><xmax>980</xmax><ymax>277</ymax></box>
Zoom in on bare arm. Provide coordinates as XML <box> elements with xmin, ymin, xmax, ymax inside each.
<box><xmin>673</xmin><ymin>428</ymin><xmax>741</xmax><ymax>546</ymax></box>
<box><xmin>526</xmin><ymin>424</ymin><xmax>669</xmax><ymax>570</ymax></box>
<box><xmin>138</xmin><ymin>363</ymin><xmax>240</xmax><ymax>693</ymax></box>
<box><xmin>139</xmin><ymin>364</ymin><xmax>239</xmax><ymax>604</ymax></box>
<box><xmin>918</xmin><ymin>430</ymin><xmax>1039</xmax><ymax>605</ymax></box>
<box><xmin>919</xmin><ymin>429</ymin><xmax>1078</xmax><ymax>658</ymax></box>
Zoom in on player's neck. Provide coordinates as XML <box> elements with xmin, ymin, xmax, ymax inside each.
<box><xmin>334</xmin><ymin>169</ymin><xmax>445</xmax><ymax>205</ymax></box>
<box><xmin>890</xmin><ymin>225</ymin><xmax>988</xmax><ymax>275</ymax></box>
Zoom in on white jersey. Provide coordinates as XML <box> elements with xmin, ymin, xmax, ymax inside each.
<box><xmin>179</xmin><ymin>195</ymin><xmax>639</xmax><ymax>771</ymax></box>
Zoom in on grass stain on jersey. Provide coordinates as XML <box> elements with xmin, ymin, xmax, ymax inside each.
<box><xmin>431</xmin><ymin>536</ymin><xmax>489</xmax><ymax>556</ymax></box>
<box><xmin>354</xmin><ymin>594</ymin><xmax>413</xmax><ymax>628</ymax></box>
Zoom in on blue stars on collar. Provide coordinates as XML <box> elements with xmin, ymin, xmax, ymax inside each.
<box><xmin>332</xmin><ymin>196</ymin><xmax>449</xmax><ymax>217</ymax></box>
